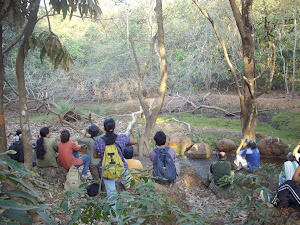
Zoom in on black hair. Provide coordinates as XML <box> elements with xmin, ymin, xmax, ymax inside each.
<box><xmin>124</xmin><ymin>146</ymin><xmax>134</xmax><ymax>159</ymax></box>
<box><xmin>245</xmin><ymin>139</ymin><xmax>257</xmax><ymax>149</ymax></box>
<box><xmin>36</xmin><ymin>127</ymin><xmax>49</xmax><ymax>160</ymax></box>
<box><xmin>16</xmin><ymin>129</ymin><xmax>22</xmax><ymax>136</ymax></box>
<box><xmin>103</xmin><ymin>118</ymin><xmax>117</xmax><ymax>145</ymax></box>
<box><xmin>88</xmin><ymin>125</ymin><xmax>100</xmax><ymax>138</ymax></box>
<box><xmin>60</xmin><ymin>129</ymin><xmax>70</xmax><ymax>143</ymax></box>
<box><xmin>154</xmin><ymin>131</ymin><xmax>166</xmax><ymax>146</ymax></box>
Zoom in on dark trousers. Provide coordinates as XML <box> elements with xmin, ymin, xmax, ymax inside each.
<box><xmin>272</xmin><ymin>180</ymin><xmax>300</xmax><ymax>205</ymax></box>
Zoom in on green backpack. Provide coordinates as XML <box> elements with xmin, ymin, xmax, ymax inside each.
<box><xmin>101</xmin><ymin>137</ymin><xmax>124</xmax><ymax>179</ymax></box>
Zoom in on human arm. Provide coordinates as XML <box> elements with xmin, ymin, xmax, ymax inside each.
<box><xmin>128</xmin><ymin>138</ymin><xmax>137</xmax><ymax>146</ymax></box>
<box><xmin>236</xmin><ymin>139</ymin><xmax>246</xmax><ymax>155</ymax></box>
<box><xmin>292</xmin><ymin>166</ymin><xmax>300</xmax><ymax>183</ymax></box>
<box><xmin>72</xmin><ymin>141</ymin><xmax>81</xmax><ymax>151</ymax></box>
<box><xmin>292</xmin><ymin>142</ymin><xmax>300</xmax><ymax>156</ymax></box>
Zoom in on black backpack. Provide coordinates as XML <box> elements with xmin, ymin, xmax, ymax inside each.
<box><xmin>152</xmin><ymin>147</ymin><xmax>177</xmax><ymax>184</ymax></box>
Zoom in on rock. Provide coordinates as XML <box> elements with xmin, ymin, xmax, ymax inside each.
<box><xmin>216</xmin><ymin>139</ymin><xmax>237</xmax><ymax>153</ymax></box>
<box><xmin>167</xmin><ymin>132</ymin><xmax>192</xmax><ymax>155</ymax></box>
<box><xmin>257</xmin><ymin>136</ymin><xmax>285</xmax><ymax>156</ymax></box>
<box><xmin>33</xmin><ymin>166</ymin><xmax>67</xmax><ymax>184</ymax></box>
<box><xmin>255</xmin><ymin>132</ymin><xmax>266</xmax><ymax>140</ymax></box>
<box><xmin>185</xmin><ymin>143</ymin><xmax>211</xmax><ymax>159</ymax></box>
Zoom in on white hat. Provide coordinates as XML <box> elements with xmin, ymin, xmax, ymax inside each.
<box><xmin>295</xmin><ymin>153</ymin><xmax>300</xmax><ymax>162</ymax></box>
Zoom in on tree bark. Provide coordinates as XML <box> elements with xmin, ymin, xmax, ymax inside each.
<box><xmin>292</xmin><ymin>0</ymin><xmax>297</xmax><ymax>98</ymax></box>
<box><xmin>230</xmin><ymin>0</ymin><xmax>257</xmax><ymax>140</ymax></box>
<box><xmin>137</xmin><ymin>0</ymin><xmax>168</xmax><ymax>156</ymax></box>
<box><xmin>16</xmin><ymin>0</ymin><xmax>40</xmax><ymax>169</ymax></box>
<box><xmin>0</xmin><ymin>24</ymin><xmax>7</xmax><ymax>152</ymax></box>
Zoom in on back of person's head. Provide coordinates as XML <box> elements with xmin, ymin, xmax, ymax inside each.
<box><xmin>60</xmin><ymin>130</ymin><xmax>70</xmax><ymax>143</ymax></box>
<box><xmin>40</xmin><ymin>127</ymin><xmax>49</xmax><ymax>138</ymax></box>
<box><xmin>88</xmin><ymin>125</ymin><xmax>100</xmax><ymax>138</ymax></box>
<box><xmin>154</xmin><ymin>131</ymin><xmax>166</xmax><ymax>146</ymax></box>
<box><xmin>287</xmin><ymin>152</ymin><xmax>294</xmax><ymax>161</ymax></box>
<box><xmin>124</xmin><ymin>146</ymin><xmax>134</xmax><ymax>159</ymax></box>
<box><xmin>36</xmin><ymin>127</ymin><xmax>50</xmax><ymax>160</ymax></box>
<box><xmin>16</xmin><ymin>129</ymin><xmax>22</xmax><ymax>136</ymax></box>
<box><xmin>245</xmin><ymin>139</ymin><xmax>257</xmax><ymax>149</ymax></box>
<box><xmin>103</xmin><ymin>118</ymin><xmax>117</xmax><ymax>145</ymax></box>
<box><xmin>104</xmin><ymin>118</ymin><xmax>115</xmax><ymax>133</ymax></box>
<box><xmin>217</xmin><ymin>151</ymin><xmax>226</xmax><ymax>159</ymax></box>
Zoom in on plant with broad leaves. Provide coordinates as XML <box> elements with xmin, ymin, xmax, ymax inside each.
<box><xmin>0</xmin><ymin>151</ymin><xmax>53</xmax><ymax>224</ymax></box>
<box><xmin>60</xmin><ymin>171</ymin><xmax>207</xmax><ymax>224</ymax></box>
<box><xmin>218</xmin><ymin>165</ymin><xmax>276</xmax><ymax>224</ymax></box>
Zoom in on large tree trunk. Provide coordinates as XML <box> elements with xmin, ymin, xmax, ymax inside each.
<box><xmin>230</xmin><ymin>0</ymin><xmax>257</xmax><ymax>140</ymax></box>
<box><xmin>292</xmin><ymin>0</ymin><xmax>297</xmax><ymax>98</ymax></box>
<box><xmin>0</xmin><ymin>24</ymin><xmax>7</xmax><ymax>152</ymax></box>
<box><xmin>16</xmin><ymin>0</ymin><xmax>40</xmax><ymax>169</ymax></box>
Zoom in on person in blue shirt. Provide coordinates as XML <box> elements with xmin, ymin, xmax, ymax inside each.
<box><xmin>236</xmin><ymin>139</ymin><xmax>260</xmax><ymax>172</ymax></box>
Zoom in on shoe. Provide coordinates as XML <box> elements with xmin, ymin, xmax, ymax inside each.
<box><xmin>260</xmin><ymin>190</ymin><xmax>274</xmax><ymax>208</ymax></box>
<box><xmin>82</xmin><ymin>174</ymin><xmax>88</xmax><ymax>181</ymax></box>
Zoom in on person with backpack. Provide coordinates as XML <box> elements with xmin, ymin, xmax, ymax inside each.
<box><xmin>149</xmin><ymin>131</ymin><xmax>177</xmax><ymax>184</ymax></box>
<box><xmin>36</xmin><ymin>127</ymin><xmax>58</xmax><ymax>167</ymax></box>
<box><xmin>58</xmin><ymin>129</ymin><xmax>90</xmax><ymax>180</ymax></box>
<box><xmin>8</xmin><ymin>134</ymin><xmax>24</xmax><ymax>163</ymax></box>
<box><xmin>93</xmin><ymin>118</ymin><xmax>137</xmax><ymax>221</ymax></box>
<box><xmin>79</xmin><ymin>125</ymin><xmax>103</xmax><ymax>180</ymax></box>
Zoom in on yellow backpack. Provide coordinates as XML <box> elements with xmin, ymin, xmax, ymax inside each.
<box><xmin>102</xmin><ymin>140</ymin><xmax>124</xmax><ymax>179</ymax></box>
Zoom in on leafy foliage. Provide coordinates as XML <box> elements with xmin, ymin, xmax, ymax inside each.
<box><xmin>29</xmin><ymin>31</ymin><xmax>74</xmax><ymax>71</ymax></box>
<box><xmin>60</xmin><ymin>172</ymin><xmax>207</xmax><ymax>224</ymax></box>
<box><xmin>0</xmin><ymin>151</ymin><xmax>53</xmax><ymax>224</ymax></box>
<box><xmin>219</xmin><ymin>164</ymin><xmax>278</xmax><ymax>224</ymax></box>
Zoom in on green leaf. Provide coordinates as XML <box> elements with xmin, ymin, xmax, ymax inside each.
<box><xmin>6</xmin><ymin>190</ymin><xmax>37</xmax><ymax>204</ymax></box>
<box><xmin>3</xmin><ymin>209</ymin><xmax>32</xmax><ymax>224</ymax></box>
<box><xmin>0</xmin><ymin>200</ymin><xmax>37</xmax><ymax>210</ymax></box>
<box><xmin>8</xmin><ymin>176</ymin><xmax>39</xmax><ymax>197</ymax></box>
<box><xmin>36</xmin><ymin>211</ymin><xmax>54</xmax><ymax>224</ymax></box>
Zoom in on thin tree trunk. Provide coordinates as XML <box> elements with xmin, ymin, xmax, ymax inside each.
<box><xmin>16</xmin><ymin>0</ymin><xmax>40</xmax><ymax>169</ymax></box>
<box><xmin>0</xmin><ymin>24</ymin><xmax>7</xmax><ymax>152</ymax></box>
<box><xmin>138</xmin><ymin>0</ymin><xmax>168</xmax><ymax>156</ymax></box>
<box><xmin>292</xmin><ymin>0</ymin><xmax>297</xmax><ymax>98</ymax></box>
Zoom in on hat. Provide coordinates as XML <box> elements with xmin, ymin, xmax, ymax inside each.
<box><xmin>295</xmin><ymin>153</ymin><xmax>300</xmax><ymax>162</ymax></box>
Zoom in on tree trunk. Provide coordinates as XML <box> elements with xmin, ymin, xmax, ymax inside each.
<box><xmin>292</xmin><ymin>0</ymin><xmax>297</xmax><ymax>98</ymax></box>
<box><xmin>16</xmin><ymin>0</ymin><xmax>40</xmax><ymax>169</ymax></box>
<box><xmin>230</xmin><ymin>0</ymin><xmax>257</xmax><ymax>140</ymax></box>
<box><xmin>138</xmin><ymin>0</ymin><xmax>168</xmax><ymax>156</ymax></box>
<box><xmin>0</xmin><ymin>25</ymin><xmax>7</xmax><ymax>152</ymax></box>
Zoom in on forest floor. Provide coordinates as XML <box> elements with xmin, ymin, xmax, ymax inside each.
<box><xmin>4</xmin><ymin>91</ymin><xmax>300</xmax><ymax>224</ymax></box>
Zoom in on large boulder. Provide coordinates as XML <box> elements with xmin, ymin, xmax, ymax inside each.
<box><xmin>167</xmin><ymin>132</ymin><xmax>193</xmax><ymax>155</ymax></box>
<box><xmin>257</xmin><ymin>136</ymin><xmax>285</xmax><ymax>156</ymax></box>
<box><xmin>216</xmin><ymin>139</ymin><xmax>237</xmax><ymax>153</ymax></box>
<box><xmin>185</xmin><ymin>143</ymin><xmax>211</xmax><ymax>159</ymax></box>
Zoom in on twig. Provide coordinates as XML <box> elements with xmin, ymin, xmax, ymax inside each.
<box><xmin>165</xmin><ymin>118</ymin><xmax>191</xmax><ymax>134</ymax></box>
<box><xmin>124</xmin><ymin>107</ymin><xmax>144</xmax><ymax>136</ymax></box>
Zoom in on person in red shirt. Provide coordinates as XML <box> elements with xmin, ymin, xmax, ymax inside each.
<box><xmin>58</xmin><ymin>130</ymin><xmax>90</xmax><ymax>179</ymax></box>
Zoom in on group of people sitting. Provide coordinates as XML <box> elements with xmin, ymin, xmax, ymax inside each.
<box><xmin>7</xmin><ymin>122</ymin><xmax>300</xmax><ymax>212</ymax></box>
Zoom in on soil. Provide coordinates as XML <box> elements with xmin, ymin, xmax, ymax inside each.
<box><xmin>4</xmin><ymin>91</ymin><xmax>300</xmax><ymax>224</ymax></box>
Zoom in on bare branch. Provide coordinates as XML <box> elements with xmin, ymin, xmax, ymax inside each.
<box><xmin>124</xmin><ymin>107</ymin><xmax>143</xmax><ymax>136</ymax></box>
<box><xmin>3</xmin><ymin>25</ymin><xmax>27</xmax><ymax>55</ymax></box>
<box><xmin>255</xmin><ymin>42</ymin><xmax>276</xmax><ymax>99</ymax></box>
<box><xmin>228</xmin><ymin>0</ymin><xmax>247</xmax><ymax>39</ymax></box>
<box><xmin>192</xmin><ymin>0</ymin><xmax>244</xmax><ymax>107</ymax></box>
<box><xmin>165</xmin><ymin>118</ymin><xmax>191</xmax><ymax>134</ymax></box>
<box><xmin>43</xmin><ymin>97</ymin><xmax>86</xmax><ymax>136</ymax></box>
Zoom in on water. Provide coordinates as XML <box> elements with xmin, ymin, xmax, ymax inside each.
<box><xmin>177</xmin><ymin>155</ymin><xmax>285</xmax><ymax>179</ymax></box>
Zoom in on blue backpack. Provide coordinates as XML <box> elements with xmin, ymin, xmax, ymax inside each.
<box><xmin>152</xmin><ymin>147</ymin><xmax>177</xmax><ymax>184</ymax></box>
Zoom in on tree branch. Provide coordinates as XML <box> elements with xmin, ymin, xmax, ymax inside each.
<box><xmin>228</xmin><ymin>0</ymin><xmax>247</xmax><ymax>39</ymax></box>
<box><xmin>124</xmin><ymin>107</ymin><xmax>143</xmax><ymax>136</ymax></box>
<box><xmin>192</xmin><ymin>0</ymin><xmax>244</xmax><ymax>107</ymax></box>
<box><xmin>255</xmin><ymin>42</ymin><xmax>276</xmax><ymax>99</ymax></box>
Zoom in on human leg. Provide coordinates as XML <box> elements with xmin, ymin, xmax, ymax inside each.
<box><xmin>272</xmin><ymin>180</ymin><xmax>300</xmax><ymax>206</ymax></box>
<box><xmin>89</xmin><ymin>164</ymin><xmax>100</xmax><ymax>181</ymax></box>
<box><xmin>103</xmin><ymin>178</ymin><xmax>118</xmax><ymax>219</ymax></box>
<box><xmin>72</xmin><ymin>149</ymin><xmax>79</xmax><ymax>158</ymax></box>
<box><xmin>75</xmin><ymin>155</ymin><xmax>90</xmax><ymax>176</ymax></box>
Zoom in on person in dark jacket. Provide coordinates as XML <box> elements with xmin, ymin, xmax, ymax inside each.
<box><xmin>8</xmin><ymin>134</ymin><xmax>24</xmax><ymax>163</ymax></box>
